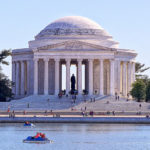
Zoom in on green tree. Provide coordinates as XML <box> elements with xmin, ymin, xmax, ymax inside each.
<box><xmin>139</xmin><ymin>75</ymin><xmax>150</xmax><ymax>86</ymax></box>
<box><xmin>130</xmin><ymin>79</ymin><xmax>146</xmax><ymax>102</ymax></box>
<box><xmin>146</xmin><ymin>81</ymin><xmax>150</xmax><ymax>102</ymax></box>
<box><xmin>0</xmin><ymin>50</ymin><xmax>11</xmax><ymax>65</ymax></box>
<box><xmin>0</xmin><ymin>49</ymin><xmax>13</xmax><ymax>101</ymax></box>
<box><xmin>135</xmin><ymin>62</ymin><xmax>150</xmax><ymax>79</ymax></box>
<box><xmin>0</xmin><ymin>78</ymin><xmax>13</xmax><ymax>100</ymax></box>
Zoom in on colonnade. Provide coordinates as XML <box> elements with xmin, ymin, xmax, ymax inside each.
<box><xmin>12</xmin><ymin>60</ymin><xmax>29</xmax><ymax>96</ymax></box>
<box><xmin>117</xmin><ymin>61</ymin><xmax>135</xmax><ymax>96</ymax></box>
<box><xmin>12</xmin><ymin>58</ymin><xmax>135</xmax><ymax>97</ymax></box>
<box><xmin>33</xmin><ymin>58</ymin><xmax>105</xmax><ymax>96</ymax></box>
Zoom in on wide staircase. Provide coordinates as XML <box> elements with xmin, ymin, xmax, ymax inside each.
<box><xmin>1</xmin><ymin>95</ymin><xmax>146</xmax><ymax>112</ymax></box>
<box><xmin>6</xmin><ymin>94</ymin><xmax>105</xmax><ymax>110</ymax></box>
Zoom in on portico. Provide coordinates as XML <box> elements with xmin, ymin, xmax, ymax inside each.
<box><xmin>12</xmin><ymin>16</ymin><xmax>137</xmax><ymax>98</ymax></box>
<box><xmin>12</xmin><ymin>57</ymin><xmax>136</xmax><ymax>97</ymax></box>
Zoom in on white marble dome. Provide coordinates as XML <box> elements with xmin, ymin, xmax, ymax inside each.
<box><xmin>35</xmin><ymin>16</ymin><xmax>111</xmax><ymax>38</ymax></box>
<box><xmin>44</xmin><ymin>16</ymin><xmax>103</xmax><ymax>29</ymax></box>
<box><xmin>34</xmin><ymin>16</ymin><xmax>119</xmax><ymax>48</ymax></box>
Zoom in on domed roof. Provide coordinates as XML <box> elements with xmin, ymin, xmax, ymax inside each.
<box><xmin>34</xmin><ymin>16</ymin><xmax>119</xmax><ymax>48</ymax></box>
<box><xmin>35</xmin><ymin>16</ymin><xmax>111</xmax><ymax>39</ymax></box>
<box><xmin>44</xmin><ymin>16</ymin><xmax>103</xmax><ymax>29</ymax></box>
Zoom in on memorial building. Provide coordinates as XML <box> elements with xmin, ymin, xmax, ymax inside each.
<box><xmin>12</xmin><ymin>16</ymin><xmax>137</xmax><ymax>98</ymax></box>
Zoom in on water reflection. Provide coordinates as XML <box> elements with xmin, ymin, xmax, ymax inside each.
<box><xmin>1</xmin><ymin>123</ymin><xmax>150</xmax><ymax>150</ymax></box>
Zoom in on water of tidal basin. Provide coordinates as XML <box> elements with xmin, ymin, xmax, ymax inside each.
<box><xmin>1</xmin><ymin>123</ymin><xmax>150</xmax><ymax>150</ymax></box>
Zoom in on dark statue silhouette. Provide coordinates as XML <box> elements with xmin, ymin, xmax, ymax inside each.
<box><xmin>71</xmin><ymin>74</ymin><xmax>76</xmax><ymax>93</ymax></box>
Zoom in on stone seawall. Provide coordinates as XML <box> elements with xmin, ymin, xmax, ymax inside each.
<box><xmin>0</xmin><ymin>110</ymin><xmax>150</xmax><ymax>116</ymax></box>
<box><xmin>1</xmin><ymin>117</ymin><xmax>150</xmax><ymax>124</ymax></box>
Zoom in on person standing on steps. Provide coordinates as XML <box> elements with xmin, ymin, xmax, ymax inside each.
<box><xmin>117</xmin><ymin>95</ymin><xmax>120</xmax><ymax>100</ymax></box>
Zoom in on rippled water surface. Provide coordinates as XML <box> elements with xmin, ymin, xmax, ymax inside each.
<box><xmin>1</xmin><ymin>123</ymin><xmax>150</xmax><ymax>150</ymax></box>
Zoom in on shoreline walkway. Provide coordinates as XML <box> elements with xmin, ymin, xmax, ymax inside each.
<box><xmin>1</xmin><ymin>95</ymin><xmax>150</xmax><ymax>123</ymax></box>
<box><xmin>1</xmin><ymin>116</ymin><xmax>150</xmax><ymax>124</ymax></box>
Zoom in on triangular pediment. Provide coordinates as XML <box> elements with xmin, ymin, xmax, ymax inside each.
<box><xmin>37</xmin><ymin>40</ymin><xmax>115</xmax><ymax>51</ymax></box>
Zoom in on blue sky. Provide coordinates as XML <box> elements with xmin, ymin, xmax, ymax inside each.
<box><xmin>0</xmin><ymin>0</ymin><xmax>150</xmax><ymax>78</ymax></box>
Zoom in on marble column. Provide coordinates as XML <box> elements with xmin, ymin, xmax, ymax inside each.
<box><xmin>78</xmin><ymin>59</ymin><xmax>82</xmax><ymax>95</ymax></box>
<box><xmin>59</xmin><ymin>63</ymin><xmax>62</xmax><ymax>92</ymax></box>
<box><xmin>55</xmin><ymin>59</ymin><xmax>60</xmax><ymax>95</ymax></box>
<box><xmin>117</xmin><ymin>60</ymin><xmax>121</xmax><ymax>94</ymax></box>
<box><xmin>26</xmin><ymin>60</ymin><xmax>30</xmax><ymax>95</ymax></box>
<box><xmin>21</xmin><ymin>61</ymin><xmax>25</xmax><ymax>95</ymax></box>
<box><xmin>12</xmin><ymin>61</ymin><xmax>16</xmax><ymax>95</ymax></box>
<box><xmin>127</xmin><ymin>62</ymin><xmax>132</xmax><ymax>93</ymax></box>
<box><xmin>66</xmin><ymin>59</ymin><xmax>71</xmax><ymax>95</ymax></box>
<box><xmin>44</xmin><ymin>58</ymin><xmax>49</xmax><ymax>95</ymax></box>
<box><xmin>99</xmin><ymin>59</ymin><xmax>104</xmax><ymax>95</ymax></box>
<box><xmin>110</xmin><ymin>60</ymin><xmax>115</xmax><ymax>95</ymax></box>
<box><xmin>122</xmin><ymin>61</ymin><xmax>127</xmax><ymax>96</ymax></box>
<box><xmin>88</xmin><ymin>59</ymin><xmax>93</xmax><ymax>95</ymax></box>
<box><xmin>33</xmin><ymin>58</ymin><xmax>38</xmax><ymax>95</ymax></box>
<box><xmin>85</xmin><ymin>61</ymin><xmax>89</xmax><ymax>92</ymax></box>
<box><xmin>132</xmin><ymin>62</ymin><xmax>135</xmax><ymax>83</ymax></box>
<box><xmin>15</xmin><ymin>61</ymin><xmax>20</xmax><ymax>96</ymax></box>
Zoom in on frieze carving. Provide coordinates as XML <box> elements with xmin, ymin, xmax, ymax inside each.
<box><xmin>36</xmin><ymin>28</ymin><xmax>102</xmax><ymax>39</ymax></box>
<box><xmin>38</xmin><ymin>41</ymin><xmax>83</xmax><ymax>50</ymax></box>
<box><xmin>65</xmin><ymin>41</ymin><xmax>83</xmax><ymax>49</ymax></box>
<box><xmin>37</xmin><ymin>40</ymin><xmax>115</xmax><ymax>51</ymax></box>
<box><xmin>37</xmin><ymin>42</ymin><xmax>64</xmax><ymax>50</ymax></box>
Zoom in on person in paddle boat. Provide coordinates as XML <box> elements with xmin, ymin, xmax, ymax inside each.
<box><xmin>34</xmin><ymin>132</ymin><xmax>41</xmax><ymax>139</ymax></box>
<box><xmin>40</xmin><ymin>133</ymin><xmax>46</xmax><ymax>139</ymax></box>
<box><xmin>32</xmin><ymin>132</ymin><xmax>46</xmax><ymax>139</ymax></box>
<box><xmin>25</xmin><ymin>121</ymin><xmax>30</xmax><ymax>125</ymax></box>
<box><xmin>23</xmin><ymin>132</ymin><xmax>52</xmax><ymax>143</ymax></box>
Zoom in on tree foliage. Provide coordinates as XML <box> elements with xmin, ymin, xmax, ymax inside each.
<box><xmin>0</xmin><ymin>49</ymin><xmax>13</xmax><ymax>101</ymax></box>
<box><xmin>135</xmin><ymin>62</ymin><xmax>150</xmax><ymax>79</ymax></box>
<box><xmin>130</xmin><ymin>79</ymin><xmax>146</xmax><ymax>102</ymax></box>
<box><xmin>146</xmin><ymin>81</ymin><xmax>150</xmax><ymax>102</ymax></box>
<box><xmin>0</xmin><ymin>49</ymin><xmax>11</xmax><ymax>65</ymax></box>
<box><xmin>0</xmin><ymin>78</ymin><xmax>13</xmax><ymax>100</ymax></box>
<box><xmin>135</xmin><ymin>62</ymin><xmax>150</xmax><ymax>73</ymax></box>
<box><xmin>138</xmin><ymin>75</ymin><xmax>150</xmax><ymax>86</ymax></box>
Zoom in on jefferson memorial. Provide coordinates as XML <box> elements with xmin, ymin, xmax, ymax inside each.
<box><xmin>12</xmin><ymin>16</ymin><xmax>137</xmax><ymax>98</ymax></box>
